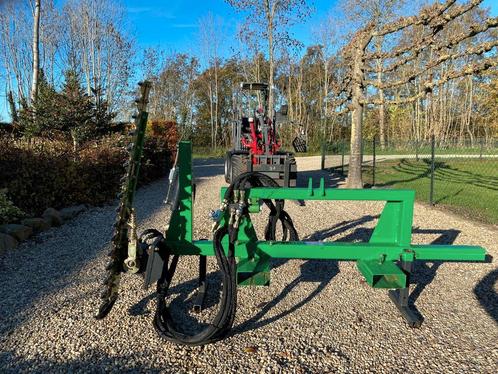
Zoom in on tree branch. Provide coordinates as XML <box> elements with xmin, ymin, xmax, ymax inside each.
<box><xmin>365</xmin><ymin>39</ymin><xmax>498</xmax><ymax>89</ymax></box>
<box><xmin>363</xmin><ymin>56</ymin><xmax>498</xmax><ymax>105</ymax></box>
<box><xmin>366</xmin><ymin>16</ymin><xmax>498</xmax><ymax>74</ymax></box>
<box><xmin>372</xmin><ymin>0</ymin><xmax>462</xmax><ymax>37</ymax></box>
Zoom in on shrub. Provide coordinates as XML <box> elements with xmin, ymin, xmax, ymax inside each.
<box><xmin>143</xmin><ymin>120</ymin><xmax>179</xmax><ymax>183</ymax></box>
<box><xmin>0</xmin><ymin>189</ymin><xmax>26</xmax><ymax>224</ymax></box>
<box><xmin>0</xmin><ymin>128</ymin><xmax>178</xmax><ymax>216</ymax></box>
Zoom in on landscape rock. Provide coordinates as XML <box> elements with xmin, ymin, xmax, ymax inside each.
<box><xmin>59</xmin><ymin>205</ymin><xmax>86</xmax><ymax>221</ymax></box>
<box><xmin>42</xmin><ymin>208</ymin><xmax>63</xmax><ymax>227</ymax></box>
<box><xmin>0</xmin><ymin>233</ymin><xmax>18</xmax><ymax>253</ymax></box>
<box><xmin>21</xmin><ymin>218</ymin><xmax>51</xmax><ymax>233</ymax></box>
<box><xmin>0</xmin><ymin>224</ymin><xmax>33</xmax><ymax>241</ymax></box>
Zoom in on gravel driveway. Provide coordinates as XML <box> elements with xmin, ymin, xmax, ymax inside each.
<box><xmin>1</xmin><ymin>157</ymin><xmax>497</xmax><ymax>373</ymax></box>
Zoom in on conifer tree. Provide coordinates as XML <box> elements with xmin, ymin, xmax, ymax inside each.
<box><xmin>58</xmin><ymin>70</ymin><xmax>94</xmax><ymax>148</ymax></box>
<box><xmin>18</xmin><ymin>69</ymin><xmax>58</xmax><ymax>138</ymax></box>
<box><xmin>91</xmin><ymin>86</ymin><xmax>115</xmax><ymax>136</ymax></box>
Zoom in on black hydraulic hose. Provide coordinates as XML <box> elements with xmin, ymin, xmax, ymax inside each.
<box><xmin>153</xmin><ymin>225</ymin><xmax>237</xmax><ymax>346</ymax></box>
<box><xmin>153</xmin><ymin>171</ymin><xmax>298</xmax><ymax>346</ymax></box>
<box><xmin>229</xmin><ymin>171</ymin><xmax>299</xmax><ymax>242</ymax></box>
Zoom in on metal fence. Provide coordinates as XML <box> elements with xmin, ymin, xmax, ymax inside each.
<box><xmin>321</xmin><ymin>137</ymin><xmax>498</xmax><ymax>223</ymax></box>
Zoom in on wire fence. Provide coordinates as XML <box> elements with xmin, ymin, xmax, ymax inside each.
<box><xmin>321</xmin><ymin>137</ymin><xmax>498</xmax><ymax>224</ymax></box>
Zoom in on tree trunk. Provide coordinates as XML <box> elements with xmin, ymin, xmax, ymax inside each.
<box><xmin>30</xmin><ymin>0</ymin><xmax>41</xmax><ymax>105</ymax></box>
<box><xmin>268</xmin><ymin>20</ymin><xmax>274</xmax><ymax>120</ymax></box>
<box><xmin>465</xmin><ymin>75</ymin><xmax>474</xmax><ymax>146</ymax></box>
<box><xmin>214</xmin><ymin>60</ymin><xmax>219</xmax><ymax>150</ymax></box>
<box><xmin>208</xmin><ymin>83</ymin><xmax>214</xmax><ymax>148</ymax></box>
<box><xmin>346</xmin><ymin>46</ymin><xmax>365</xmax><ymax>189</ymax></box>
<box><xmin>7</xmin><ymin>91</ymin><xmax>18</xmax><ymax>123</ymax></box>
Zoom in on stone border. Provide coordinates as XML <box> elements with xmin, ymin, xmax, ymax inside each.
<box><xmin>0</xmin><ymin>205</ymin><xmax>86</xmax><ymax>254</ymax></box>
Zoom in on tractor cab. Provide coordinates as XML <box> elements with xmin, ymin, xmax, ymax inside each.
<box><xmin>235</xmin><ymin>82</ymin><xmax>279</xmax><ymax>155</ymax></box>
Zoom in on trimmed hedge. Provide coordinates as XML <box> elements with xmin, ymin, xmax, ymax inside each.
<box><xmin>0</xmin><ymin>122</ymin><xmax>177</xmax><ymax>216</ymax></box>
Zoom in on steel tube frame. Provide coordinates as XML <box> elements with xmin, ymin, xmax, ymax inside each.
<box><xmin>162</xmin><ymin>141</ymin><xmax>487</xmax><ymax>326</ymax></box>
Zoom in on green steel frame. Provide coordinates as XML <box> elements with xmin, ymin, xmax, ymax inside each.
<box><xmin>163</xmin><ymin>141</ymin><xmax>487</xmax><ymax>326</ymax></box>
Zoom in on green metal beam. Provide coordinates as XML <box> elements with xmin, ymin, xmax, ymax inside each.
<box><xmin>165</xmin><ymin>240</ymin><xmax>486</xmax><ymax>263</ymax></box>
<box><xmin>222</xmin><ymin>185</ymin><xmax>416</xmax><ymax>202</ymax></box>
<box><xmin>411</xmin><ymin>244</ymin><xmax>487</xmax><ymax>261</ymax></box>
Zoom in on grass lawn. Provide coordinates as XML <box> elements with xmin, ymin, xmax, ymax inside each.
<box><xmin>362</xmin><ymin>158</ymin><xmax>498</xmax><ymax>225</ymax></box>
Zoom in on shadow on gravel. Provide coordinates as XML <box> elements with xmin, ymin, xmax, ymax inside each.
<box><xmin>0</xmin><ymin>160</ymin><xmax>217</xmax><ymax>340</ymax></box>
<box><xmin>233</xmin><ymin>259</ymin><xmax>340</xmax><ymax>336</ymax></box>
<box><xmin>129</xmin><ymin>268</ymin><xmax>223</xmax><ymax>318</ymax></box>
<box><xmin>409</xmin><ymin>228</ymin><xmax>459</xmax><ymax>305</ymax></box>
<box><xmin>232</xmin><ymin>219</ymin><xmax>461</xmax><ymax>336</ymax></box>
<box><xmin>474</xmin><ymin>267</ymin><xmax>498</xmax><ymax>324</ymax></box>
<box><xmin>232</xmin><ymin>216</ymin><xmax>378</xmax><ymax>336</ymax></box>
<box><xmin>0</xmin><ymin>350</ymin><xmax>163</xmax><ymax>373</ymax></box>
<box><xmin>321</xmin><ymin>224</ymin><xmax>461</xmax><ymax>319</ymax></box>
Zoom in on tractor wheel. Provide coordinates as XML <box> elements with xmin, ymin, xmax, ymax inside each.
<box><xmin>230</xmin><ymin>154</ymin><xmax>246</xmax><ymax>182</ymax></box>
<box><xmin>224</xmin><ymin>152</ymin><xmax>232</xmax><ymax>183</ymax></box>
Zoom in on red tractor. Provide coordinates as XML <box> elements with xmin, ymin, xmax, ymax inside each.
<box><xmin>224</xmin><ymin>82</ymin><xmax>301</xmax><ymax>186</ymax></box>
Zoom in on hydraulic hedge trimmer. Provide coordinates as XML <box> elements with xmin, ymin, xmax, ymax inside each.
<box><xmin>95</xmin><ymin>81</ymin><xmax>152</xmax><ymax>319</ymax></box>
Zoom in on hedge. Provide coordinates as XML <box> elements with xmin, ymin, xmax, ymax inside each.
<box><xmin>0</xmin><ymin>120</ymin><xmax>178</xmax><ymax>218</ymax></box>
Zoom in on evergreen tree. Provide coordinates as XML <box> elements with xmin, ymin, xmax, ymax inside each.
<box><xmin>91</xmin><ymin>86</ymin><xmax>116</xmax><ymax>136</ymax></box>
<box><xmin>58</xmin><ymin>70</ymin><xmax>94</xmax><ymax>147</ymax></box>
<box><xmin>18</xmin><ymin>69</ymin><xmax>58</xmax><ymax>138</ymax></box>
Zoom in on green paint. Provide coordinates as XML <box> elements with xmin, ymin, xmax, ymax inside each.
<box><xmin>163</xmin><ymin>141</ymin><xmax>487</xmax><ymax>290</ymax></box>
<box><xmin>166</xmin><ymin>141</ymin><xmax>193</xmax><ymax>243</ymax></box>
<box><xmin>357</xmin><ymin>260</ymin><xmax>407</xmax><ymax>288</ymax></box>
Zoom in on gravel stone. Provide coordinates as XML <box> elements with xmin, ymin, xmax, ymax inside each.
<box><xmin>59</xmin><ymin>205</ymin><xmax>86</xmax><ymax>221</ymax></box>
<box><xmin>42</xmin><ymin>208</ymin><xmax>63</xmax><ymax>227</ymax></box>
<box><xmin>0</xmin><ymin>157</ymin><xmax>496</xmax><ymax>373</ymax></box>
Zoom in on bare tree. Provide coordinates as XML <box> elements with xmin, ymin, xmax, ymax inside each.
<box><xmin>62</xmin><ymin>0</ymin><xmax>133</xmax><ymax>113</ymax></box>
<box><xmin>339</xmin><ymin>0</ymin><xmax>408</xmax><ymax>149</ymax></box>
<box><xmin>0</xmin><ymin>2</ymin><xmax>33</xmax><ymax>106</ymax></box>
<box><xmin>199</xmin><ymin>13</ymin><xmax>224</xmax><ymax>149</ymax></box>
<box><xmin>333</xmin><ymin>0</ymin><xmax>498</xmax><ymax>188</ymax></box>
<box><xmin>313</xmin><ymin>15</ymin><xmax>344</xmax><ymax>141</ymax></box>
<box><xmin>30</xmin><ymin>0</ymin><xmax>41</xmax><ymax>104</ymax></box>
<box><xmin>226</xmin><ymin>0</ymin><xmax>311</xmax><ymax>118</ymax></box>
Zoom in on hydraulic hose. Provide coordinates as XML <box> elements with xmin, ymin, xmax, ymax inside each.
<box><xmin>153</xmin><ymin>225</ymin><xmax>237</xmax><ymax>346</ymax></box>
<box><xmin>153</xmin><ymin>171</ymin><xmax>298</xmax><ymax>345</ymax></box>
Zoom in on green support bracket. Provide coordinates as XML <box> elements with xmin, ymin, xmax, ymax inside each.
<box><xmin>357</xmin><ymin>260</ymin><xmax>407</xmax><ymax>288</ymax></box>
<box><xmin>166</xmin><ymin>141</ymin><xmax>193</xmax><ymax>243</ymax></box>
<box><xmin>237</xmin><ymin>256</ymin><xmax>271</xmax><ymax>286</ymax></box>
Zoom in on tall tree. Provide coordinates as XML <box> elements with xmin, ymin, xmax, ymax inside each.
<box><xmin>226</xmin><ymin>0</ymin><xmax>311</xmax><ymax>119</ymax></box>
<box><xmin>62</xmin><ymin>0</ymin><xmax>133</xmax><ymax>113</ymax></box>
<box><xmin>30</xmin><ymin>0</ymin><xmax>41</xmax><ymax>105</ymax></box>
<box><xmin>339</xmin><ymin>0</ymin><xmax>407</xmax><ymax>149</ymax></box>
<box><xmin>199</xmin><ymin>12</ymin><xmax>224</xmax><ymax>149</ymax></box>
<box><xmin>18</xmin><ymin>69</ymin><xmax>58</xmax><ymax>137</ymax></box>
<box><xmin>58</xmin><ymin>70</ymin><xmax>94</xmax><ymax>148</ymax></box>
<box><xmin>333</xmin><ymin>0</ymin><xmax>498</xmax><ymax>188</ymax></box>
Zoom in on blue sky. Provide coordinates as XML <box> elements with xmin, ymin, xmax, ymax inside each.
<box><xmin>1</xmin><ymin>0</ymin><xmax>497</xmax><ymax>120</ymax></box>
<box><xmin>123</xmin><ymin>0</ymin><xmax>341</xmax><ymax>60</ymax></box>
<box><xmin>124</xmin><ymin>0</ymin><xmax>498</xmax><ymax>56</ymax></box>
